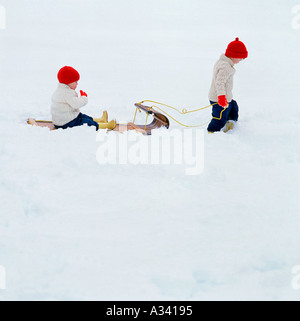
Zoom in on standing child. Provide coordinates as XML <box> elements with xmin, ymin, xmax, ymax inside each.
<box><xmin>51</xmin><ymin>66</ymin><xmax>116</xmax><ymax>131</ymax></box>
<box><xmin>207</xmin><ymin>38</ymin><xmax>248</xmax><ymax>133</ymax></box>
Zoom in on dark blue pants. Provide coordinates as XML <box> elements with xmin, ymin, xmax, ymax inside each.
<box><xmin>207</xmin><ymin>100</ymin><xmax>239</xmax><ymax>132</ymax></box>
<box><xmin>55</xmin><ymin>113</ymin><xmax>99</xmax><ymax>131</ymax></box>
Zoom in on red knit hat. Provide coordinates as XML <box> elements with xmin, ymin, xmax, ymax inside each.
<box><xmin>225</xmin><ymin>38</ymin><xmax>248</xmax><ymax>59</ymax></box>
<box><xmin>57</xmin><ymin>66</ymin><xmax>80</xmax><ymax>84</ymax></box>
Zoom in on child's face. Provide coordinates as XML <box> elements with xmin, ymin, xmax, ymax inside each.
<box><xmin>231</xmin><ymin>58</ymin><xmax>243</xmax><ymax>64</ymax></box>
<box><xmin>68</xmin><ymin>81</ymin><xmax>78</xmax><ymax>90</ymax></box>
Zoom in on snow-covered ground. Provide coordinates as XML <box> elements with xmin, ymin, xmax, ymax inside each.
<box><xmin>0</xmin><ymin>0</ymin><xmax>300</xmax><ymax>301</ymax></box>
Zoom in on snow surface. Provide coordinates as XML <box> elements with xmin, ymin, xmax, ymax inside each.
<box><xmin>0</xmin><ymin>0</ymin><xmax>300</xmax><ymax>301</ymax></box>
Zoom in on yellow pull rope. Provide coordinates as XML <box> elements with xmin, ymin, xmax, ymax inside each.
<box><xmin>137</xmin><ymin>100</ymin><xmax>218</xmax><ymax>128</ymax></box>
<box><xmin>139</xmin><ymin>100</ymin><xmax>216</xmax><ymax>115</ymax></box>
<box><xmin>132</xmin><ymin>107</ymin><xmax>140</xmax><ymax>124</ymax></box>
<box><xmin>212</xmin><ymin>107</ymin><xmax>227</xmax><ymax>121</ymax></box>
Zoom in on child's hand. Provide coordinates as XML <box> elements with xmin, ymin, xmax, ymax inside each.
<box><xmin>80</xmin><ymin>90</ymin><xmax>88</xmax><ymax>97</ymax></box>
<box><xmin>218</xmin><ymin>95</ymin><xmax>228</xmax><ymax>108</ymax></box>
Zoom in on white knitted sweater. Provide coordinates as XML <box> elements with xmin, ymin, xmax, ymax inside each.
<box><xmin>209</xmin><ymin>54</ymin><xmax>236</xmax><ymax>103</ymax></box>
<box><xmin>51</xmin><ymin>84</ymin><xmax>88</xmax><ymax>126</ymax></box>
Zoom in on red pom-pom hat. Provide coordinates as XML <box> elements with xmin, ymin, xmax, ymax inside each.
<box><xmin>225</xmin><ymin>38</ymin><xmax>248</xmax><ymax>59</ymax></box>
<box><xmin>57</xmin><ymin>66</ymin><xmax>80</xmax><ymax>85</ymax></box>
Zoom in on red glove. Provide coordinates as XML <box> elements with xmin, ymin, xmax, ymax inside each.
<box><xmin>80</xmin><ymin>90</ymin><xmax>88</xmax><ymax>97</ymax></box>
<box><xmin>218</xmin><ymin>95</ymin><xmax>228</xmax><ymax>108</ymax></box>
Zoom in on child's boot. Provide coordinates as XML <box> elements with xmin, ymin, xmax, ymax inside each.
<box><xmin>223</xmin><ymin>120</ymin><xmax>235</xmax><ymax>133</ymax></box>
<box><xmin>93</xmin><ymin>110</ymin><xmax>108</xmax><ymax>123</ymax></box>
<box><xmin>97</xmin><ymin>119</ymin><xmax>116</xmax><ymax>130</ymax></box>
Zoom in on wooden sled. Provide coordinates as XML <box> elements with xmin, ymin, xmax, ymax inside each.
<box><xmin>27</xmin><ymin>102</ymin><xmax>170</xmax><ymax>135</ymax></box>
<box><xmin>114</xmin><ymin>103</ymin><xmax>169</xmax><ymax>135</ymax></box>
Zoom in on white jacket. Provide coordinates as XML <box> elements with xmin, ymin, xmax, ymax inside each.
<box><xmin>51</xmin><ymin>83</ymin><xmax>88</xmax><ymax>126</ymax></box>
<box><xmin>209</xmin><ymin>54</ymin><xmax>236</xmax><ymax>103</ymax></box>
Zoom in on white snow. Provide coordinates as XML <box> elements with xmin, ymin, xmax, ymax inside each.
<box><xmin>0</xmin><ymin>0</ymin><xmax>300</xmax><ymax>301</ymax></box>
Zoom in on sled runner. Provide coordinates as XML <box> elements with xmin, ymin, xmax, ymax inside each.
<box><xmin>27</xmin><ymin>118</ymin><xmax>56</xmax><ymax>130</ymax></box>
<box><xmin>27</xmin><ymin>102</ymin><xmax>170</xmax><ymax>135</ymax></box>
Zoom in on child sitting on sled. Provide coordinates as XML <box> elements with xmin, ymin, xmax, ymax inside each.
<box><xmin>207</xmin><ymin>37</ymin><xmax>248</xmax><ymax>133</ymax></box>
<box><xmin>51</xmin><ymin>66</ymin><xmax>116</xmax><ymax>131</ymax></box>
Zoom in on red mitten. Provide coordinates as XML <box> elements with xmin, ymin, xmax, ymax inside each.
<box><xmin>218</xmin><ymin>95</ymin><xmax>228</xmax><ymax>108</ymax></box>
<box><xmin>80</xmin><ymin>90</ymin><xmax>88</xmax><ymax>97</ymax></box>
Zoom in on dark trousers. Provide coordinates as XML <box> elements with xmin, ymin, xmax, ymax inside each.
<box><xmin>207</xmin><ymin>100</ymin><xmax>239</xmax><ymax>132</ymax></box>
<box><xmin>55</xmin><ymin>113</ymin><xmax>99</xmax><ymax>131</ymax></box>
